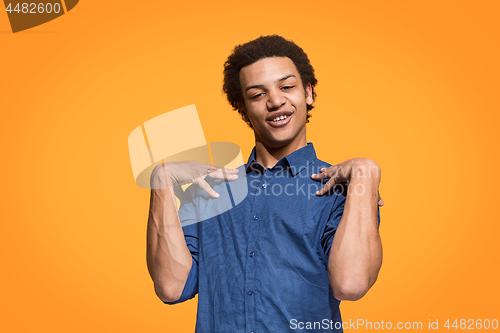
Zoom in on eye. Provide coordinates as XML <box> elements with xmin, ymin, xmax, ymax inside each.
<box><xmin>250</xmin><ymin>93</ymin><xmax>264</xmax><ymax>100</ymax></box>
<box><xmin>281</xmin><ymin>86</ymin><xmax>294</xmax><ymax>91</ymax></box>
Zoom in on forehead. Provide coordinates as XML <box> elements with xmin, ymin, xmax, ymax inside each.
<box><xmin>239</xmin><ymin>57</ymin><xmax>300</xmax><ymax>89</ymax></box>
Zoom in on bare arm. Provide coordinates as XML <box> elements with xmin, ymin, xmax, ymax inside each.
<box><xmin>146</xmin><ymin>162</ymin><xmax>239</xmax><ymax>303</ymax></box>
<box><xmin>146</xmin><ymin>166</ymin><xmax>192</xmax><ymax>303</ymax></box>
<box><xmin>313</xmin><ymin>158</ymin><xmax>383</xmax><ymax>301</ymax></box>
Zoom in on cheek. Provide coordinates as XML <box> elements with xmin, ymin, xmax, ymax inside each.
<box><xmin>291</xmin><ymin>98</ymin><xmax>307</xmax><ymax>112</ymax></box>
<box><xmin>248</xmin><ymin>105</ymin><xmax>266</xmax><ymax>119</ymax></box>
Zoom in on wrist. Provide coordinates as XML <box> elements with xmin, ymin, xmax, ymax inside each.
<box><xmin>151</xmin><ymin>164</ymin><xmax>175</xmax><ymax>189</ymax></box>
<box><xmin>350</xmin><ymin>158</ymin><xmax>381</xmax><ymax>184</ymax></box>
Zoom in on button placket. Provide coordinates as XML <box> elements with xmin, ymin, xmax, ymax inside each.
<box><xmin>245</xmin><ymin>166</ymin><xmax>280</xmax><ymax>331</ymax></box>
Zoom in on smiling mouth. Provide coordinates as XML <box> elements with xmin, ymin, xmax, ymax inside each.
<box><xmin>267</xmin><ymin>112</ymin><xmax>294</xmax><ymax>127</ymax></box>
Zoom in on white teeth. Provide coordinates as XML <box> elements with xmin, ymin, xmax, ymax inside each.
<box><xmin>273</xmin><ymin>115</ymin><xmax>288</xmax><ymax>122</ymax></box>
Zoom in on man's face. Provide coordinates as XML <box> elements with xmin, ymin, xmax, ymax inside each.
<box><xmin>238</xmin><ymin>57</ymin><xmax>313</xmax><ymax>149</ymax></box>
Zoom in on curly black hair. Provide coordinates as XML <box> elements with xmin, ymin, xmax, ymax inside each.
<box><xmin>222</xmin><ymin>35</ymin><xmax>318</xmax><ymax>128</ymax></box>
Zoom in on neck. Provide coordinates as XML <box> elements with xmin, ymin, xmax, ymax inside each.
<box><xmin>254</xmin><ymin>135</ymin><xmax>307</xmax><ymax>169</ymax></box>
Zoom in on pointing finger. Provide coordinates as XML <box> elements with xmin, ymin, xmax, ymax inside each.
<box><xmin>209</xmin><ymin>169</ymin><xmax>239</xmax><ymax>181</ymax></box>
<box><xmin>311</xmin><ymin>166</ymin><xmax>339</xmax><ymax>180</ymax></box>
<box><xmin>202</xmin><ymin>164</ymin><xmax>239</xmax><ymax>174</ymax></box>
<box><xmin>196</xmin><ymin>179</ymin><xmax>220</xmax><ymax>198</ymax></box>
<box><xmin>316</xmin><ymin>177</ymin><xmax>338</xmax><ymax>196</ymax></box>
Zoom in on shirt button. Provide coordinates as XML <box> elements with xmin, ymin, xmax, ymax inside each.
<box><xmin>249</xmin><ymin>252</ymin><xmax>255</xmax><ymax>257</ymax></box>
<box><xmin>253</xmin><ymin>215</ymin><xmax>258</xmax><ymax>220</ymax></box>
<box><xmin>248</xmin><ymin>290</ymin><xmax>253</xmax><ymax>296</ymax></box>
<box><xmin>262</xmin><ymin>183</ymin><xmax>267</xmax><ymax>189</ymax></box>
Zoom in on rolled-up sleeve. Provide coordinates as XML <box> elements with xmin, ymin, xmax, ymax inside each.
<box><xmin>163</xmin><ymin>256</ymin><xmax>198</xmax><ymax>305</ymax></box>
<box><xmin>320</xmin><ymin>193</ymin><xmax>346</xmax><ymax>267</ymax></box>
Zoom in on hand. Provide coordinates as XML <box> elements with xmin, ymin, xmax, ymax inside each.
<box><xmin>150</xmin><ymin>161</ymin><xmax>239</xmax><ymax>199</ymax></box>
<box><xmin>311</xmin><ymin>158</ymin><xmax>384</xmax><ymax>206</ymax></box>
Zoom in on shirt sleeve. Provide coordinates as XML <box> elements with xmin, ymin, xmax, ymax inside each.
<box><xmin>320</xmin><ymin>193</ymin><xmax>345</xmax><ymax>267</ymax></box>
<box><xmin>162</xmin><ymin>185</ymin><xmax>200</xmax><ymax>305</ymax></box>
<box><xmin>320</xmin><ymin>192</ymin><xmax>381</xmax><ymax>269</ymax></box>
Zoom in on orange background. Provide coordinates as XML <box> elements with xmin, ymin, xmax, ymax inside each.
<box><xmin>1</xmin><ymin>1</ymin><xmax>499</xmax><ymax>332</ymax></box>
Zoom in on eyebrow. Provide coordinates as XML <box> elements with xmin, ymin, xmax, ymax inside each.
<box><xmin>245</xmin><ymin>74</ymin><xmax>296</xmax><ymax>92</ymax></box>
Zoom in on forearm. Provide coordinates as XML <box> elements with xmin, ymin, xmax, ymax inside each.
<box><xmin>146</xmin><ymin>180</ymin><xmax>192</xmax><ymax>303</ymax></box>
<box><xmin>328</xmin><ymin>161</ymin><xmax>383</xmax><ymax>301</ymax></box>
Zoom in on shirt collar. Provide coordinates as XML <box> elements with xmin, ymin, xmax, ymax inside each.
<box><xmin>245</xmin><ymin>142</ymin><xmax>317</xmax><ymax>177</ymax></box>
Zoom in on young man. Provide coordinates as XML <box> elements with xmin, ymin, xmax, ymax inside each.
<box><xmin>147</xmin><ymin>35</ymin><xmax>383</xmax><ymax>332</ymax></box>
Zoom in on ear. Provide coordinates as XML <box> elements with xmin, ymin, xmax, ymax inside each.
<box><xmin>237</xmin><ymin>103</ymin><xmax>248</xmax><ymax>122</ymax></box>
<box><xmin>305</xmin><ymin>83</ymin><xmax>313</xmax><ymax>106</ymax></box>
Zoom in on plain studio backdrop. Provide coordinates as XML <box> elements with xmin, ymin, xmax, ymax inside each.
<box><xmin>1</xmin><ymin>1</ymin><xmax>499</xmax><ymax>332</ymax></box>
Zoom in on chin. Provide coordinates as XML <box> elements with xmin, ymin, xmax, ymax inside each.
<box><xmin>264</xmin><ymin>136</ymin><xmax>295</xmax><ymax>149</ymax></box>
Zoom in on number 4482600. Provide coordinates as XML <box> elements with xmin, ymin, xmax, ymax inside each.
<box><xmin>5</xmin><ymin>3</ymin><xmax>62</xmax><ymax>14</ymax></box>
<box><xmin>444</xmin><ymin>319</ymin><xmax>498</xmax><ymax>330</ymax></box>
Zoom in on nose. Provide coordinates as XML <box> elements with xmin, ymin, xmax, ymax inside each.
<box><xmin>266</xmin><ymin>88</ymin><xmax>286</xmax><ymax>110</ymax></box>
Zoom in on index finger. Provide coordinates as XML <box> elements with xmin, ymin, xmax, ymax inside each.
<box><xmin>202</xmin><ymin>164</ymin><xmax>239</xmax><ymax>179</ymax></box>
<box><xmin>195</xmin><ymin>178</ymin><xmax>221</xmax><ymax>198</ymax></box>
<box><xmin>316</xmin><ymin>177</ymin><xmax>338</xmax><ymax>196</ymax></box>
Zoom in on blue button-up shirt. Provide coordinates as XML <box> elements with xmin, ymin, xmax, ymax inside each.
<box><xmin>165</xmin><ymin>143</ymin><xmax>380</xmax><ymax>332</ymax></box>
